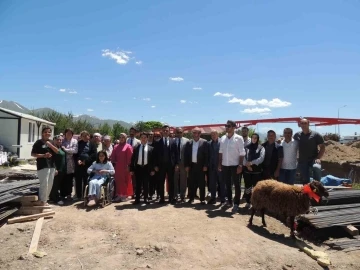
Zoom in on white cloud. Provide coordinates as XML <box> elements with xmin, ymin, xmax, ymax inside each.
<box><xmin>135</xmin><ymin>61</ymin><xmax>143</xmax><ymax>65</ymax></box>
<box><xmin>184</xmin><ymin>120</ymin><xmax>191</xmax><ymax>123</ymax></box>
<box><xmin>143</xmin><ymin>98</ymin><xmax>151</xmax><ymax>101</ymax></box>
<box><xmin>169</xmin><ymin>77</ymin><xmax>184</xmax><ymax>82</ymax></box>
<box><xmin>101</xmin><ymin>100</ymin><xmax>112</xmax><ymax>104</ymax></box>
<box><xmin>133</xmin><ymin>97</ymin><xmax>137</xmax><ymax>99</ymax></box>
<box><xmin>214</xmin><ymin>92</ymin><xmax>233</xmax><ymax>97</ymax></box>
<box><xmin>87</xmin><ymin>109</ymin><xmax>94</xmax><ymax>112</ymax></box>
<box><xmin>180</xmin><ymin>100</ymin><xmax>186</xmax><ymax>103</ymax></box>
<box><xmin>59</xmin><ymin>89</ymin><xmax>66</xmax><ymax>92</ymax></box>
<box><xmin>151</xmin><ymin>105</ymin><xmax>156</xmax><ymax>108</ymax></box>
<box><xmin>259</xmin><ymin>112</ymin><xmax>271</xmax><ymax>116</ymax></box>
<box><xmin>257</xmin><ymin>98</ymin><xmax>291</xmax><ymax>108</ymax></box>
<box><xmin>69</xmin><ymin>91</ymin><xmax>77</xmax><ymax>94</ymax></box>
<box><xmin>101</xmin><ymin>49</ymin><xmax>131</xmax><ymax>65</ymax></box>
<box><xmin>241</xmin><ymin>107</ymin><xmax>271</xmax><ymax>114</ymax></box>
<box><xmin>193</xmin><ymin>87</ymin><xmax>202</xmax><ymax>90</ymax></box>
<box><xmin>228</xmin><ymin>97</ymin><xmax>257</xmax><ymax>105</ymax></box>
<box><xmin>229</xmin><ymin>97</ymin><xmax>291</xmax><ymax>108</ymax></box>
<box><xmin>44</xmin><ymin>85</ymin><xmax>56</xmax><ymax>89</ymax></box>
<box><xmin>188</xmin><ymin>101</ymin><xmax>198</xmax><ymax>104</ymax></box>
<box><xmin>85</xmin><ymin>97</ymin><xmax>92</xmax><ymax>100</ymax></box>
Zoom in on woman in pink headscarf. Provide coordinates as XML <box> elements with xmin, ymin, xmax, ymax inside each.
<box><xmin>111</xmin><ymin>133</ymin><xmax>133</xmax><ymax>202</ymax></box>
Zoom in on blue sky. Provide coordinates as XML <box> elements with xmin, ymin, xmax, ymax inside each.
<box><xmin>0</xmin><ymin>0</ymin><xmax>359</xmax><ymax>136</ymax></box>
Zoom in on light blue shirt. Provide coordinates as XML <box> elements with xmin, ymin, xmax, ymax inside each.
<box><xmin>87</xmin><ymin>161</ymin><xmax>115</xmax><ymax>180</ymax></box>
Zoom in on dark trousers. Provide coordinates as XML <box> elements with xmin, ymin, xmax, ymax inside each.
<box><xmin>222</xmin><ymin>165</ymin><xmax>240</xmax><ymax>205</ymax></box>
<box><xmin>50</xmin><ymin>171</ymin><xmax>64</xmax><ymax>202</ymax></box>
<box><xmin>149</xmin><ymin>173</ymin><xmax>156</xmax><ymax>197</ymax></box>
<box><xmin>60</xmin><ymin>173</ymin><xmax>74</xmax><ymax>197</ymax></box>
<box><xmin>158</xmin><ymin>163</ymin><xmax>175</xmax><ymax>201</ymax></box>
<box><xmin>209</xmin><ymin>166</ymin><xmax>223</xmax><ymax>200</ymax></box>
<box><xmin>75</xmin><ymin>165</ymin><xmax>88</xmax><ymax>199</ymax></box>
<box><xmin>262</xmin><ymin>167</ymin><xmax>275</xmax><ymax>180</ymax></box>
<box><xmin>189</xmin><ymin>163</ymin><xmax>205</xmax><ymax>201</ymax></box>
<box><xmin>135</xmin><ymin>165</ymin><xmax>149</xmax><ymax>202</ymax></box>
<box><xmin>243</xmin><ymin>172</ymin><xmax>262</xmax><ymax>203</ymax></box>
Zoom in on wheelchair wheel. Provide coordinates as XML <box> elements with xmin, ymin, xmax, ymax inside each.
<box><xmin>99</xmin><ymin>187</ymin><xmax>106</xmax><ymax>208</ymax></box>
<box><xmin>83</xmin><ymin>185</ymin><xmax>89</xmax><ymax>206</ymax></box>
<box><xmin>106</xmin><ymin>178</ymin><xmax>115</xmax><ymax>204</ymax></box>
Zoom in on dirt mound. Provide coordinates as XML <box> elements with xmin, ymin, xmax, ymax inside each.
<box><xmin>323</xmin><ymin>140</ymin><xmax>360</xmax><ymax>164</ymax></box>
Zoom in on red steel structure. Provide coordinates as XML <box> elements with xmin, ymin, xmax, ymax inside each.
<box><xmin>179</xmin><ymin>117</ymin><xmax>360</xmax><ymax>131</ymax></box>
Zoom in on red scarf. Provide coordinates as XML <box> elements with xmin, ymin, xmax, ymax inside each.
<box><xmin>302</xmin><ymin>184</ymin><xmax>321</xmax><ymax>203</ymax></box>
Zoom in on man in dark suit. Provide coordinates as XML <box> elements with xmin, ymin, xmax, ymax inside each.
<box><xmin>184</xmin><ymin>127</ymin><xmax>209</xmax><ymax>204</ymax></box>
<box><xmin>154</xmin><ymin>125</ymin><xmax>179</xmax><ymax>204</ymax></box>
<box><xmin>207</xmin><ymin>129</ymin><xmax>223</xmax><ymax>204</ymax></box>
<box><xmin>262</xmin><ymin>130</ymin><xmax>283</xmax><ymax>180</ymax></box>
<box><xmin>130</xmin><ymin>132</ymin><xmax>155</xmax><ymax>204</ymax></box>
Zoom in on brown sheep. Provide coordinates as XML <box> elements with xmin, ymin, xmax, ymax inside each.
<box><xmin>249</xmin><ymin>180</ymin><xmax>329</xmax><ymax>238</ymax></box>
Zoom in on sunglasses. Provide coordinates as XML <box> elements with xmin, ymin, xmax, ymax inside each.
<box><xmin>283</xmin><ymin>132</ymin><xmax>292</xmax><ymax>135</ymax></box>
<box><xmin>225</xmin><ymin>125</ymin><xmax>233</xmax><ymax>128</ymax></box>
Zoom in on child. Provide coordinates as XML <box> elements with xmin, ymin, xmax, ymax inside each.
<box><xmin>86</xmin><ymin>150</ymin><xmax>115</xmax><ymax>206</ymax></box>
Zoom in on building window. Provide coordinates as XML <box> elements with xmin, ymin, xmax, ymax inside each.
<box><xmin>32</xmin><ymin>123</ymin><xmax>35</xmax><ymax>142</ymax></box>
<box><xmin>28</xmin><ymin>122</ymin><xmax>36</xmax><ymax>143</ymax></box>
<box><xmin>28</xmin><ymin>123</ymin><xmax>32</xmax><ymax>142</ymax></box>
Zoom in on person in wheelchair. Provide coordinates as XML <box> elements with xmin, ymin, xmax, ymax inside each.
<box><xmin>86</xmin><ymin>150</ymin><xmax>115</xmax><ymax>206</ymax></box>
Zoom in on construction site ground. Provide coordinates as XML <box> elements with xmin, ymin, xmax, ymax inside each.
<box><xmin>1</xmin><ymin>199</ymin><xmax>360</xmax><ymax>270</ymax></box>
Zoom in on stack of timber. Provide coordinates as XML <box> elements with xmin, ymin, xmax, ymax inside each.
<box><xmin>299</xmin><ymin>203</ymin><xmax>360</xmax><ymax>229</ymax></box>
<box><xmin>0</xmin><ymin>205</ymin><xmax>19</xmax><ymax>224</ymax></box>
<box><xmin>324</xmin><ymin>236</ymin><xmax>360</xmax><ymax>252</ymax></box>
<box><xmin>321</xmin><ymin>190</ymin><xmax>360</xmax><ymax>205</ymax></box>
<box><xmin>0</xmin><ymin>179</ymin><xmax>39</xmax><ymax>205</ymax></box>
<box><xmin>7</xmin><ymin>195</ymin><xmax>55</xmax><ymax>224</ymax></box>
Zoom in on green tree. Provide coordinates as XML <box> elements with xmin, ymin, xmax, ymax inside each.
<box><xmin>134</xmin><ymin>121</ymin><xmax>163</xmax><ymax>132</ymax></box>
<box><xmin>99</xmin><ymin>122</ymin><xmax>112</xmax><ymax>136</ymax></box>
<box><xmin>112</xmin><ymin>122</ymin><xmax>128</xmax><ymax>139</ymax></box>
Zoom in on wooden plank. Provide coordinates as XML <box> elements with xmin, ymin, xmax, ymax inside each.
<box><xmin>7</xmin><ymin>211</ymin><xmax>55</xmax><ymax>224</ymax></box>
<box><xmin>20</xmin><ymin>206</ymin><xmax>52</xmax><ymax>210</ymax></box>
<box><xmin>344</xmin><ymin>225</ymin><xmax>359</xmax><ymax>236</ymax></box>
<box><xmin>17</xmin><ymin>209</ymin><xmax>44</xmax><ymax>215</ymax></box>
<box><xmin>13</xmin><ymin>195</ymin><xmax>38</xmax><ymax>202</ymax></box>
<box><xmin>28</xmin><ymin>217</ymin><xmax>44</xmax><ymax>254</ymax></box>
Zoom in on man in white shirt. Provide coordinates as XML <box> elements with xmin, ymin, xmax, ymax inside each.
<box><xmin>218</xmin><ymin>120</ymin><xmax>245</xmax><ymax>213</ymax></box>
<box><xmin>279</xmin><ymin>128</ymin><xmax>298</xmax><ymax>185</ymax></box>
<box><xmin>127</xmin><ymin>127</ymin><xmax>141</xmax><ymax>198</ymax></box>
<box><xmin>184</xmin><ymin>127</ymin><xmax>209</xmax><ymax>204</ymax></box>
<box><xmin>130</xmin><ymin>132</ymin><xmax>155</xmax><ymax>204</ymax></box>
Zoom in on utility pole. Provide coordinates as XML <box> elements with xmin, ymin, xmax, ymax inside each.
<box><xmin>338</xmin><ymin>105</ymin><xmax>347</xmax><ymax>138</ymax></box>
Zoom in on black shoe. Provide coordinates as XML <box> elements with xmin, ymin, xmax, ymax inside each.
<box><xmin>133</xmin><ymin>200</ymin><xmax>140</xmax><ymax>205</ymax></box>
<box><xmin>180</xmin><ymin>198</ymin><xmax>185</xmax><ymax>203</ymax></box>
<box><xmin>207</xmin><ymin>199</ymin><xmax>216</xmax><ymax>205</ymax></box>
<box><xmin>170</xmin><ymin>199</ymin><xmax>176</xmax><ymax>205</ymax></box>
<box><xmin>159</xmin><ymin>199</ymin><xmax>165</xmax><ymax>204</ymax></box>
<box><xmin>187</xmin><ymin>199</ymin><xmax>194</xmax><ymax>204</ymax></box>
<box><xmin>200</xmin><ymin>201</ymin><xmax>206</xmax><ymax>205</ymax></box>
<box><xmin>143</xmin><ymin>200</ymin><xmax>149</xmax><ymax>205</ymax></box>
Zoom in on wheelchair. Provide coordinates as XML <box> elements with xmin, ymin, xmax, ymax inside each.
<box><xmin>83</xmin><ymin>173</ymin><xmax>115</xmax><ymax>208</ymax></box>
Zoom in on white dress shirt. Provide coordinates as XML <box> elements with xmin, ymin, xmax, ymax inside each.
<box><xmin>219</xmin><ymin>133</ymin><xmax>246</xmax><ymax>166</ymax></box>
<box><xmin>280</xmin><ymin>139</ymin><xmax>298</xmax><ymax>170</ymax></box>
<box><xmin>137</xmin><ymin>144</ymin><xmax>148</xmax><ymax>165</ymax></box>
<box><xmin>163</xmin><ymin>137</ymin><xmax>169</xmax><ymax>146</ymax></box>
<box><xmin>192</xmin><ymin>140</ymin><xmax>199</xmax><ymax>163</ymax></box>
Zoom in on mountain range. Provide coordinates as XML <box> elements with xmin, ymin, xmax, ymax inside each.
<box><xmin>0</xmin><ymin>100</ymin><xmax>131</xmax><ymax>128</ymax></box>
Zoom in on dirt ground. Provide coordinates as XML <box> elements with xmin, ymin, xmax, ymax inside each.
<box><xmin>323</xmin><ymin>140</ymin><xmax>360</xmax><ymax>164</ymax></box>
<box><xmin>1</xmin><ymin>199</ymin><xmax>360</xmax><ymax>270</ymax></box>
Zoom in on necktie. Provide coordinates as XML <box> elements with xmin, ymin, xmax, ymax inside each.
<box><xmin>178</xmin><ymin>139</ymin><xmax>181</xmax><ymax>159</ymax></box>
<box><xmin>130</xmin><ymin>138</ymin><xmax>133</xmax><ymax>146</ymax></box>
<box><xmin>142</xmin><ymin>145</ymin><xmax>145</xmax><ymax>165</ymax></box>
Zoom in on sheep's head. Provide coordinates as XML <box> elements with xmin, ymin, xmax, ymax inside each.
<box><xmin>310</xmin><ymin>180</ymin><xmax>329</xmax><ymax>198</ymax></box>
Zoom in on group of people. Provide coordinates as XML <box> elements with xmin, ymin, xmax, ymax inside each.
<box><xmin>31</xmin><ymin>117</ymin><xmax>325</xmax><ymax>212</ymax></box>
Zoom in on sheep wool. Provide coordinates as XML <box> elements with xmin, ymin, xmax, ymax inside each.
<box><xmin>251</xmin><ymin>180</ymin><xmax>310</xmax><ymax>217</ymax></box>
